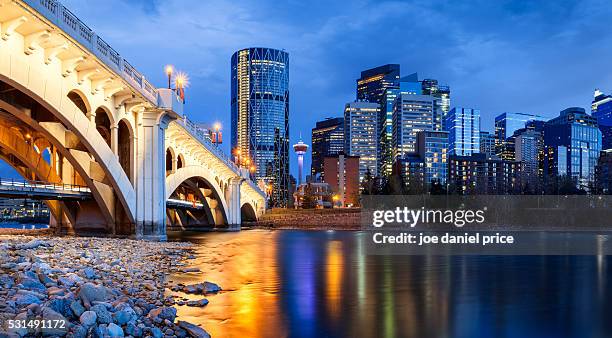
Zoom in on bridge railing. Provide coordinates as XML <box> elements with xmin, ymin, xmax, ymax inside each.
<box><xmin>0</xmin><ymin>177</ymin><xmax>91</xmax><ymax>194</ymax></box>
<box><xmin>176</xmin><ymin>117</ymin><xmax>267</xmax><ymax>198</ymax></box>
<box><xmin>23</xmin><ymin>0</ymin><xmax>158</xmax><ymax>103</ymax></box>
<box><xmin>179</xmin><ymin>117</ymin><xmax>240</xmax><ymax>172</ymax></box>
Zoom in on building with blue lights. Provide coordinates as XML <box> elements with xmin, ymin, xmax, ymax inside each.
<box><xmin>591</xmin><ymin>89</ymin><xmax>612</xmax><ymax>150</ymax></box>
<box><xmin>543</xmin><ymin>107</ymin><xmax>602</xmax><ymax>190</ymax></box>
<box><xmin>494</xmin><ymin>112</ymin><xmax>545</xmax><ymax>160</ymax></box>
<box><xmin>446</xmin><ymin>107</ymin><xmax>480</xmax><ymax>156</ymax></box>
<box><xmin>231</xmin><ymin>47</ymin><xmax>290</xmax><ymax>207</ymax></box>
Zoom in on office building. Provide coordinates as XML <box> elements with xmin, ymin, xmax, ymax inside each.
<box><xmin>391</xmin><ymin>93</ymin><xmax>435</xmax><ymax>159</ymax></box>
<box><xmin>356</xmin><ymin>64</ymin><xmax>400</xmax><ymax>104</ymax></box>
<box><xmin>231</xmin><ymin>47</ymin><xmax>290</xmax><ymax>207</ymax></box>
<box><xmin>480</xmin><ymin>131</ymin><xmax>496</xmax><ymax>157</ymax></box>
<box><xmin>543</xmin><ymin>107</ymin><xmax>602</xmax><ymax>190</ymax></box>
<box><xmin>417</xmin><ymin>130</ymin><xmax>449</xmax><ymax>186</ymax></box>
<box><xmin>344</xmin><ymin>101</ymin><xmax>380</xmax><ymax>181</ymax></box>
<box><xmin>422</xmin><ymin>79</ymin><xmax>451</xmax><ymax>131</ymax></box>
<box><xmin>392</xmin><ymin>154</ymin><xmax>426</xmax><ymax>194</ymax></box>
<box><xmin>591</xmin><ymin>89</ymin><xmax>612</xmax><ymax>150</ymax></box>
<box><xmin>446</xmin><ymin>107</ymin><xmax>480</xmax><ymax>156</ymax></box>
<box><xmin>311</xmin><ymin>117</ymin><xmax>344</xmax><ymax>180</ymax></box>
<box><xmin>323</xmin><ymin>154</ymin><xmax>360</xmax><ymax>207</ymax></box>
<box><xmin>514</xmin><ymin>128</ymin><xmax>543</xmax><ymax>192</ymax></box>
<box><xmin>494</xmin><ymin>112</ymin><xmax>545</xmax><ymax>160</ymax></box>
<box><xmin>448</xmin><ymin>153</ymin><xmax>519</xmax><ymax>195</ymax></box>
<box><xmin>596</xmin><ymin>150</ymin><xmax>612</xmax><ymax>193</ymax></box>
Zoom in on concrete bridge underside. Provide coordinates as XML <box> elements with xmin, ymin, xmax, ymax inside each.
<box><xmin>0</xmin><ymin>0</ymin><xmax>266</xmax><ymax>239</ymax></box>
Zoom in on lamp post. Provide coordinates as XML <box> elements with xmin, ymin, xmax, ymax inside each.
<box><xmin>165</xmin><ymin>65</ymin><xmax>173</xmax><ymax>89</ymax></box>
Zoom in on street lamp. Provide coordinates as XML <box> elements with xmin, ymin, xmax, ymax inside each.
<box><xmin>164</xmin><ymin>65</ymin><xmax>173</xmax><ymax>89</ymax></box>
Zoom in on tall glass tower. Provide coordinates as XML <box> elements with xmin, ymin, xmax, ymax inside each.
<box><xmin>231</xmin><ymin>47</ymin><xmax>289</xmax><ymax>207</ymax></box>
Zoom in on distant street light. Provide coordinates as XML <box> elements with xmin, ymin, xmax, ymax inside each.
<box><xmin>165</xmin><ymin>65</ymin><xmax>173</xmax><ymax>89</ymax></box>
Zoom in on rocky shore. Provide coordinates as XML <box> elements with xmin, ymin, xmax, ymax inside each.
<box><xmin>0</xmin><ymin>235</ymin><xmax>220</xmax><ymax>337</ymax></box>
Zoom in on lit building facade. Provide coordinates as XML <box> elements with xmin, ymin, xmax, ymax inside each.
<box><xmin>417</xmin><ymin>130</ymin><xmax>449</xmax><ymax>186</ymax></box>
<box><xmin>421</xmin><ymin>78</ymin><xmax>451</xmax><ymax>131</ymax></box>
<box><xmin>231</xmin><ymin>47</ymin><xmax>290</xmax><ymax>206</ymax></box>
<box><xmin>311</xmin><ymin>117</ymin><xmax>344</xmax><ymax>180</ymax></box>
<box><xmin>448</xmin><ymin>153</ymin><xmax>519</xmax><ymax>195</ymax></box>
<box><xmin>595</xmin><ymin>150</ymin><xmax>612</xmax><ymax>193</ymax></box>
<box><xmin>356</xmin><ymin>64</ymin><xmax>400</xmax><ymax>104</ymax></box>
<box><xmin>391</xmin><ymin>93</ymin><xmax>434</xmax><ymax>160</ymax></box>
<box><xmin>446</xmin><ymin>107</ymin><xmax>480</xmax><ymax>156</ymax></box>
<box><xmin>591</xmin><ymin>89</ymin><xmax>612</xmax><ymax>150</ymax></box>
<box><xmin>344</xmin><ymin>101</ymin><xmax>380</xmax><ymax>181</ymax></box>
<box><xmin>544</xmin><ymin>107</ymin><xmax>602</xmax><ymax>190</ymax></box>
<box><xmin>323</xmin><ymin>154</ymin><xmax>360</xmax><ymax>207</ymax></box>
<box><xmin>494</xmin><ymin>112</ymin><xmax>545</xmax><ymax>160</ymax></box>
<box><xmin>392</xmin><ymin>154</ymin><xmax>426</xmax><ymax>194</ymax></box>
<box><xmin>514</xmin><ymin>128</ymin><xmax>543</xmax><ymax>192</ymax></box>
<box><xmin>480</xmin><ymin>131</ymin><xmax>496</xmax><ymax>157</ymax></box>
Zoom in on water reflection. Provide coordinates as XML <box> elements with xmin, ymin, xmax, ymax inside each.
<box><xmin>169</xmin><ymin>230</ymin><xmax>612</xmax><ymax>338</ymax></box>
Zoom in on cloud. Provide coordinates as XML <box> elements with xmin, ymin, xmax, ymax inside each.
<box><xmin>49</xmin><ymin>0</ymin><xmax>612</xmax><ymax>179</ymax></box>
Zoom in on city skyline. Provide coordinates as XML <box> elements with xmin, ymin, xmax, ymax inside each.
<box><xmin>2</xmin><ymin>0</ymin><xmax>612</xmax><ymax>181</ymax></box>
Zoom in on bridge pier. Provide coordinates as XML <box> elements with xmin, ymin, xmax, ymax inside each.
<box><xmin>226</xmin><ymin>177</ymin><xmax>243</xmax><ymax>229</ymax></box>
<box><xmin>134</xmin><ymin>110</ymin><xmax>175</xmax><ymax>241</ymax></box>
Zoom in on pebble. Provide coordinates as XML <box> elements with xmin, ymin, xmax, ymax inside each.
<box><xmin>0</xmin><ymin>235</ymin><xmax>213</xmax><ymax>338</ymax></box>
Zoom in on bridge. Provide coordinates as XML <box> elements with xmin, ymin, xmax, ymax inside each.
<box><xmin>0</xmin><ymin>0</ymin><xmax>267</xmax><ymax>240</ymax></box>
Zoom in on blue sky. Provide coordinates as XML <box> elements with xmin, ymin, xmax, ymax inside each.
<box><xmin>7</xmin><ymin>0</ymin><xmax>612</xmax><ymax>179</ymax></box>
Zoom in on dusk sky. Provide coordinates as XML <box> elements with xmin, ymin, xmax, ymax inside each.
<box><xmin>6</xmin><ymin>0</ymin><xmax>612</xmax><ymax>179</ymax></box>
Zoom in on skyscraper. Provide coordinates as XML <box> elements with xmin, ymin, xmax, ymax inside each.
<box><xmin>231</xmin><ymin>47</ymin><xmax>289</xmax><ymax>207</ymax></box>
<box><xmin>378</xmin><ymin>73</ymin><xmax>450</xmax><ymax>177</ymax></box>
<box><xmin>446</xmin><ymin>107</ymin><xmax>481</xmax><ymax>156</ymax></box>
<box><xmin>391</xmin><ymin>93</ymin><xmax>434</xmax><ymax>159</ymax></box>
<box><xmin>421</xmin><ymin>79</ymin><xmax>451</xmax><ymax>131</ymax></box>
<box><xmin>356</xmin><ymin>64</ymin><xmax>400</xmax><ymax>104</ymax></box>
<box><xmin>417</xmin><ymin>130</ymin><xmax>449</xmax><ymax>186</ymax></box>
<box><xmin>591</xmin><ymin>89</ymin><xmax>612</xmax><ymax>150</ymax></box>
<box><xmin>311</xmin><ymin>117</ymin><xmax>344</xmax><ymax>180</ymax></box>
<box><xmin>480</xmin><ymin>131</ymin><xmax>496</xmax><ymax>157</ymax></box>
<box><xmin>494</xmin><ymin>112</ymin><xmax>545</xmax><ymax>160</ymax></box>
<box><xmin>514</xmin><ymin>128</ymin><xmax>543</xmax><ymax>192</ymax></box>
<box><xmin>544</xmin><ymin>107</ymin><xmax>602</xmax><ymax>189</ymax></box>
<box><xmin>344</xmin><ymin>101</ymin><xmax>380</xmax><ymax>181</ymax></box>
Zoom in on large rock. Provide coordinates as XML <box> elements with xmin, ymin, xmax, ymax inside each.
<box><xmin>46</xmin><ymin>296</ymin><xmax>74</xmax><ymax>318</ymax></box>
<box><xmin>15</xmin><ymin>239</ymin><xmax>49</xmax><ymax>250</ymax></box>
<box><xmin>90</xmin><ymin>304</ymin><xmax>112</xmax><ymax>324</ymax></box>
<box><xmin>70</xmin><ymin>325</ymin><xmax>88</xmax><ymax>338</ymax></box>
<box><xmin>0</xmin><ymin>274</ymin><xmax>15</xmax><ymax>288</ymax></box>
<box><xmin>40</xmin><ymin>306</ymin><xmax>69</xmax><ymax>337</ymax></box>
<box><xmin>177</xmin><ymin>321</ymin><xmax>211</xmax><ymax>338</ymax></box>
<box><xmin>13</xmin><ymin>292</ymin><xmax>42</xmax><ymax>307</ymax></box>
<box><xmin>17</xmin><ymin>276</ymin><xmax>46</xmax><ymax>293</ymax></box>
<box><xmin>81</xmin><ymin>267</ymin><xmax>96</xmax><ymax>279</ymax></box>
<box><xmin>113</xmin><ymin>306</ymin><xmax>136</xmax><ymax>325</ymax></box>
<box><xmin>182</xmin><ymin>282</ymin><xmax>221</xmax><ymax>295</ymax></box>
<box><xmin>79</xmin><ymin>311</ymin><xmax>97</xmax><ymax>327</ymax></box>
<box><xmin>70</xmin><ymin>300</ymin><xmax>86</xmax><ymax>317</ymax></box>
<box><xmin>58</xmin><ymin>273</ymin><xmax>84</xmax><ymax>288</ymax></box>
<box><xmin>186</xmin><ymin>299</ymin><xmax>209</xmax><ymax>307</ymax></box>
<box><xmin>77</xmin><ymin>283</ymin><xmax>111</xmax><ymax>308</ymax></box>
<box><xmin>147</xmin><ymin>307</ymin><xmax>177</xmax><ymax>323</ymax></box>
<box><xmin>106</xmin><ymin>323</ymin><xmax>124</xmax><ymax>337</ymax></box>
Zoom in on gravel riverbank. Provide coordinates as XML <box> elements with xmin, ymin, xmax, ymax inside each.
<box><xmin>0</xmin><ymin>235</ymin><xmax>219</xmax><ymax>337</ymax></box>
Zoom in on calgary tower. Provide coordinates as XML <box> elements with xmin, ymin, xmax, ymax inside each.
<box><xmin>293</xmin><ymin>138</ymin><xmax>309</xmax><ymax>186</ymax></box>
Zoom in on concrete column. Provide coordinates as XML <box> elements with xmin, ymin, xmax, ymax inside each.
<box><xmin>110</xmin><ymin>125</ymin><xmax>118</xmax><ymax>155</ymax></box>
<box><xmin>134</xmin><ymin>110</ymin><xmax>174</xmax><ymax>240</ymax></box>
<box><xmin>227</xmin><ymin>177</ymin><xmax>243</xmax><ymax>230</ymax></box>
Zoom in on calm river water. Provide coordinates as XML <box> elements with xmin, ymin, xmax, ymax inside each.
<box><xmin>168</xmin><ymin>230</ymin><xmax>612</xmax><ymax>338</ymax></box>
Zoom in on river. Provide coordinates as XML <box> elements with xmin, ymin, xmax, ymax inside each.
<box><xmin>168</xmin><ymin>230</ymin><xmax>612</xmax><ymax>338</ymax></box>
